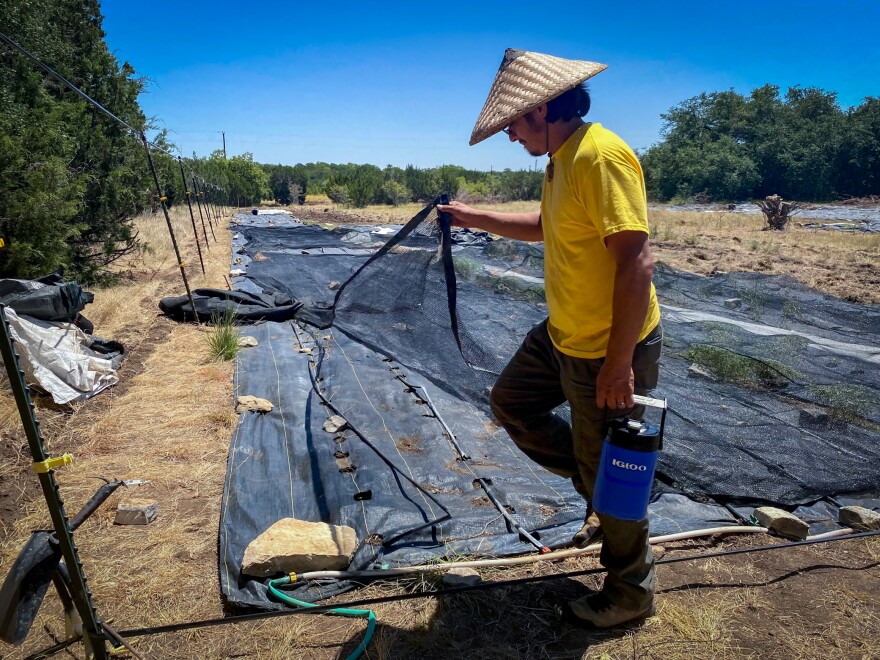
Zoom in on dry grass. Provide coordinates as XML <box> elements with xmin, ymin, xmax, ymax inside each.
<box><xmin>650</xmin><ymin>207</ymin><xmax>880</xmax><ymax>304</ymax></box>
<box><xmin>1</xmin><ymin>202</ymin><xmax>879</xmax><ymax>659</ymax></box>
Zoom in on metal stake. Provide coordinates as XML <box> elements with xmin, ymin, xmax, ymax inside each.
<box><xmin>141</xmin><ymin>134</ymin><xmax>199</xmax><ymax>322</ymax></box>
<box><xmin>177</xmin><ymin>158</ymin><xmax>206</xmax><ymax>274</ymax></box>
<box><xmin>0</xmin><ymin>305</ymin><xmax>109</xmax><ymax>659</ymax></box>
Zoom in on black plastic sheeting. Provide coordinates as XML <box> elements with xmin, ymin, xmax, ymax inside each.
<box><xmin>220</xmin><ymin>209</ymin><xmax>880</xmax><ymax>609</ymax></box>
<box><xmin>0</xmin><ymin>270</ymin><xmax>93</xmax><ymax>325</ymax></box>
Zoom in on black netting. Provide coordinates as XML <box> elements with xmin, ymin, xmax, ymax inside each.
<box><xmin>230</xmin><ymin>201</ymin><xmax>880</xmax><ymax>509</ymax></box>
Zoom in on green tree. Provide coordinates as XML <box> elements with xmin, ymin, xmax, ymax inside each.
<box><xmin>1</xmin><ymin>0</ymin><xmax>154</xmax><ymax>282</ymax></box>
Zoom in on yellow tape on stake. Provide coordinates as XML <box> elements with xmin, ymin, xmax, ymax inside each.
<box><xmin>32</xmin><ymin>453</ymin><xmax>73</xmax><ymax>473</ymax></box>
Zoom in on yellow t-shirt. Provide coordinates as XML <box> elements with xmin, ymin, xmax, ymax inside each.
<box><xmin>540</xmin><ymin>122</ymin><xmax>660</xmax><ymax>358</ymax></box>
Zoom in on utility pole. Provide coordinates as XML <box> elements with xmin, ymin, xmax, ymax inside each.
<box><xmin>221</xmin><ymin>131</ymin><xmax>227</xmax><ymax>159</ymax></box>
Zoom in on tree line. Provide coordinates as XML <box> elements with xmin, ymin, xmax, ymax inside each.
<box><xmin>259</xmin><ymin>162</ymin><xmax>544</xmax><ymax>208</ymax></box>
<box><xmin>641</xmin><ymin>85</ymin><xmax>880</xmax><ymax>202</ymax></box>
<box><xmin>3</xmin><ymin>1</ymin><xmax>875</xmax><ymax>285</ymax></box>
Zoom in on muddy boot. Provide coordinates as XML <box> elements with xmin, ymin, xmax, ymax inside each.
<box><xmin>563</xmin><ymin>591</ymin><xmax>655</xmax><ymax>629</ymax></box>
<box><xmin>572</xmin><ymin>510</ymin><xmax>603</xmax><ymax>548</ymax></box>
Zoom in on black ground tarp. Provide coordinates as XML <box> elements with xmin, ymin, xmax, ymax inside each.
<box><xmin>219</xmin><ymin>208</ymin><xmax>880</xmax><ymax>609</ymax></box>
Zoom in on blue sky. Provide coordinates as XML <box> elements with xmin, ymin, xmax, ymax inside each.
<box><xmin>100</xmin><ymin>1</ymin><xmax>880</xmax><ymax>171</ymax></box>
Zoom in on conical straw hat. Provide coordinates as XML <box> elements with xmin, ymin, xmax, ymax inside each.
<box><xmin>469</xmin><ymin>49</ymin><xmax>608</xmax><ymax>146</ymax></box>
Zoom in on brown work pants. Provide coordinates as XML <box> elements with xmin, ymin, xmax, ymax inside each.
<box><xmin>490</xmin><ymin>320</ymin><xmax>662</xmax><ymax>610</ymax></box>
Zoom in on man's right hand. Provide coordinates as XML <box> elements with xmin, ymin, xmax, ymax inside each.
<box><xmin>437</xmin><ymin>200</ymin><xmax>482</xmax><ymax>230</ymax></box>
<box><xmin>436</xmin><ymin>202</ymin><xmax>543</xmax><ymax>241</ymax></box>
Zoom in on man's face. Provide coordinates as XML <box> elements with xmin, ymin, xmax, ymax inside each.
<box><xmin>503</xmin><ymin>110</ymin><xmax>547</xmax><ymax>157</ymax></box>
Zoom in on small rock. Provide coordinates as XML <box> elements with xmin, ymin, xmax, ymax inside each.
<box><xmin>323</xmin><ymin>415</ymin><xmax>348</xmax><ymax>433</ymax></box>
<box><xmin>238</xmin><ymin>336</ymin><xmax>259</xmax><ymax>348</ymax></box>
<box><xmin>839</xmin><ymin>506</ymin><xmax>880</xmax><ymax>531</ymax></box>
<box><xmin>652</xmin><ymin>545</ymin><xmax>667</xmax><ymax>560</ymax></box>
<box><xmin>230</xmin><ymin>268</ymin><xmax>246</xmax><ymax>277</ymax></box>
<box><xmin>442</xmin><ymin>567</ymin><xmax>482</xmax><ymax>588</ymax></box>
<box><xmin>233</xmin><ymin>257</ymin><xmax>243</xmax><ymax>265</ymax></box>
<box><xmin>754</xmin><ymin>506</ymin><xmax>809</xmax><ymax>540</ymax></box>
<box><xmin>687</xmin><ymin>363</ymin><xmax>715</xmax><ymax>380</ymax></box>
<box><xmin>114</xmin><ymin>499</ymin><xmax>159</xmax><ymax>525</ymax></box>
<box><xmin>242</xmin><ymin>518</ymin><xmax>357</xmax><ymax>577</ymax></box>
<box><xmin>236</xmin><ymin>395</ymin><xmax>273</xmax><ymax>414</ymax></box>
<box><xmin>723</xmin><ymin>298</ymin><xmax>742</xmax><ymax>309</ymax></box>
<box><xmin>328</xmin><ymin>281</ymin><xmax>340</xmax><ymax>290</ymax></box>
<box><xmin>392</xmin><ymin>323</ymin><xmax>412</xmax><ymax>331</ymax></box>
<box><xmin>297</xmin><ymin>347</ymin><xmax>313</xmax><ymax>354</ymax></box>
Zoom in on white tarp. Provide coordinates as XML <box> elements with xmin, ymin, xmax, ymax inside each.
<box><xmin>4</xmin><ymin>308</ymin><xmax>118</xmax><ymax>404</ymax></box>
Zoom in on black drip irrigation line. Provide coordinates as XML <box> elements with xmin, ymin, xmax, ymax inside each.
<box><xmin>110</xmin><ymin>529</ymin><xmax>880</xmax><ymax>640</ymax></box>
<box><xmin>291</xmin><ymin>323</ymin><xmax>452</xmax><ymax>548</ymax></box>
<box><xmin>392</xmin><ymin>372</ymin><xmax>471</xmax><ymax>460</ymax></box>
<box><xmin>392</xmin><ymin>369</ymin><xmax>548</xmax><ymax>553</ymax></box>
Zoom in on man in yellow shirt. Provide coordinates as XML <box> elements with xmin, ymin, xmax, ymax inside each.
<box><xmin>438</xmin><ymin>49</ymin><xmax>662</xmax><ymax>628</ymax></box>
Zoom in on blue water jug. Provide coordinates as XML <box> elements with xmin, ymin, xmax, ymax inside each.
<box><xmin>592</xmin><ymin>395</ymin><xmax>667</xmax><ymax>521</ymax></box>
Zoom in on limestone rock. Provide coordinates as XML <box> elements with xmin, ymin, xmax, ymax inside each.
<box><xmin>236</xmin><ymin>395</ymin><xmax>273</xmax><ymax>414</ymax></box>
<box><xmin>839</xmin><ymin>506</ymin><xmax>880</xmax><ymax>531</ymax></box>
<box><xmin>754</xmin><ymin>506</ymin><xmax>809</xmax><ymax>540</ymax></box>
<box><xmin>323</xmin><ymin>415</ymin><xmax>348</xmax><ymax>433</ymax></box>
<box><xmin>723</xmin><ymin>298</ymin><xmax>742</xmax><ymax>309</ymax></box>
<box><xmin>238</xmin><ymin>336</ymin><xmax>259</xmax><ymax>348</ymax></box>
<box><xmin>442</xmin><ymin>566</ymin><xmax>482</xmax><ymax>588</ymax></box>
<box><xmin>242</xmin><ymin>518</ymin><xmax>357</xmax><ymax>577</ymax></box>
<box><xmin>114</xmin><ymin>499</ymin><xmax>159</xmax><ymax>525</ymax></box>
<box><xmin>230</xmin><ymin>268</ymin><xmax>246</xmax><ymax>277</ymax></box>
<box><xmin>328</xmin><ymin>281</ymin><xmax>340</xmax><ymax>290</ymax></box>
<box><xmin>688</xmin><ymin>363</ymin><xmax>715</xmax><ymax>380</ymax></box>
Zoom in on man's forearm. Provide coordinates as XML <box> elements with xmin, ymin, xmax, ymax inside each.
<box><xmin>459</xmin><ymin>209</ymin><xmax>543</xmax><ymax>241</ymax></box>
<box><xmin>437</xmin><ymin>201</ymin><xmax>543</xmax><ymax>241</ymax></box>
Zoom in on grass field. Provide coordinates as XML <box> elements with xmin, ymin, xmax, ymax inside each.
<box><xmin>0</xmin><ymin>202</ymin><xmax>877</xmax><ymax>659</ymax></box>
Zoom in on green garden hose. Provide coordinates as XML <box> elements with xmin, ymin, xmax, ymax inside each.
<box><xmin>267</xmin><ymin>576</ymin><xmax>376</xmax><ymax>660</ymax></box>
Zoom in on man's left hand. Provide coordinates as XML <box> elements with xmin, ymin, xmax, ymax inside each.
<box><xmin>596</xmin><ymin>359</ymin><xmax>634</xmax><ymax>410</ymax></box>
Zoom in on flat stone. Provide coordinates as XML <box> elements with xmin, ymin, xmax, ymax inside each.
<box><xmin>754</xmin><ymin>506</ymin><xmax>809</xmax><ymax>540</ymax></box>
<box><xmin>839</xmin><ymin>506</ymin><xmax>880</xmax><ymax>531</ymax></box>
<box><xmin>242</xmin><ymin>518</ymin><xmax>357</xmax><ymax>577</ymax></box>
<box><xmin>238</xmin><ymin>336</ymin><xmax>259</xmax><ymax>348</ymax></box>
<box><xmin>723</xmin><ymin>298</ymin><xmax>743</xmax><ymax>309</ymax></box>
<box><xmin>441</xmin><ymin>566</ymin><xmax>481</xmax><ymax>588</ymax></box>
<box><xmin>236</xmin><ymin>395</ymin><xmax>273</xmax><ymax>414</ymax></box>
<box><xmin>323</xmin><ymin>415</ymin><xmax>348</xmax><ymax>433</ymax></box>
<box><xmin>230</xmin><ymin>268</ymin><xmax>246</xmax><ymax>277</ymax></box>
<box><xmin>652</xmin><ymin>545</ymin><xmax>667</xmax><ymax>560</ymax></box>
<box><xmin>687</xmin><ymin>363</ymin><xmax>716</xmax><ymax>380</ymax></box>
<box><xmin>114</xmin><ymin>499</ymin><xmax>159</xmax><ymax>525</ymax></box>
<box><xmin>328</xmin><ymin>281</ymin><xmax>340</xmax><ymax>290</ymax></box>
